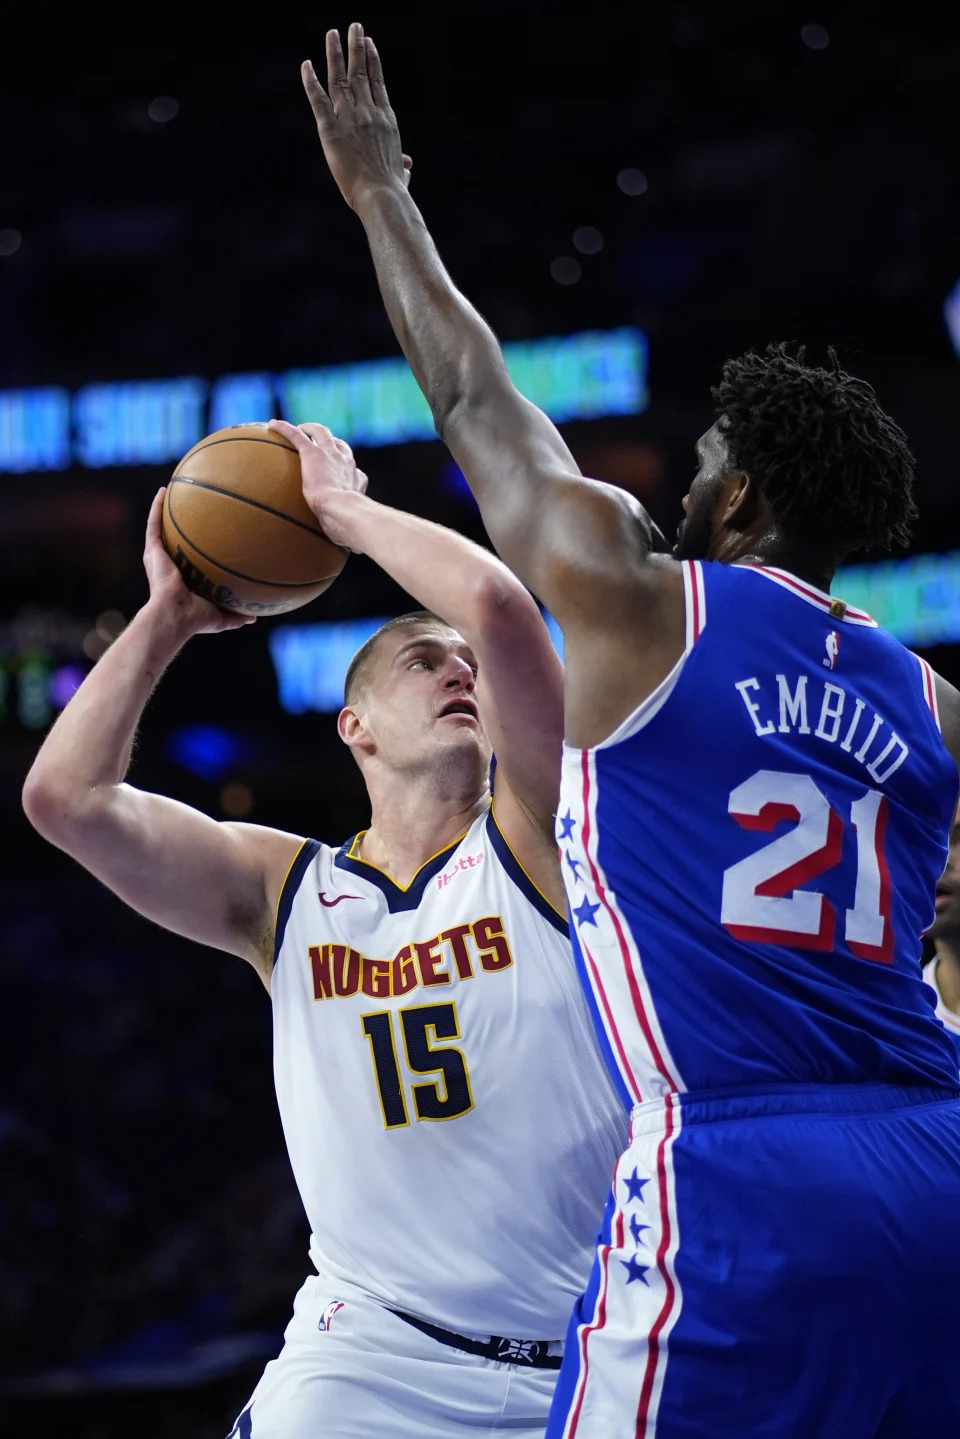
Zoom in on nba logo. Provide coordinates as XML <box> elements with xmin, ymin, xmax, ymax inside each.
<box><xmin>823</xmin><ymin>631</ymin><xmax>840</xmax><ymax>670</ymax></box>
<box><xmin>318</xmin><ymin>1300</ymin><xmax>345</xmax><ymax>1332</ymax></box>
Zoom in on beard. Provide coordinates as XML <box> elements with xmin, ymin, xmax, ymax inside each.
<box><xmin>928</xmin><ymin>907</ymin><xmax>960</xmax><ymax>945</ymax></box>
<box><xmin>673</xmin><ymin>503</ymin><xmax>715</xmax><ymax>561</ymax></box>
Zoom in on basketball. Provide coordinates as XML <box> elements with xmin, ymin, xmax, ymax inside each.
<box><xmin>161</xmin><ymin>422</ymin><xmax>347</xmax><ymax>616</ymax></box>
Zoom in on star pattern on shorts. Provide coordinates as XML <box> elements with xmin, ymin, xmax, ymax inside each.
<box><xmin>574</xmin><ymin>896</ymin><xmax>600</xmax><ymax>928</ymax></box>
<box><xmin>621</xmin><ymin>1254</ymin><xmax>649</xmax><ymax>1286</ymax></box>
<box><xmin>557</xmin><ymin>810</ymin><xmax>577</xmax><ymax>841</ymax></box>
<box><xmin>565</xmin><ymin>851</ymin><xmax>583</xmax><ymax>883</ymax></box>
<box><xmin>629</xmin><ymin>1213</ymin><xmax>649</xmax><ymax>1248</ymax></box>
<box><xmin>623</xmin><ymin>1167</ymin><xmax>649</xmax><ymax>1204</ymax></box>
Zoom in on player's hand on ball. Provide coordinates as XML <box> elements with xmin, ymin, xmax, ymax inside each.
<box><xmin>268</xmin><ymin>420</ymin><xmax>369</xmax><ymax>550</ymax></box>
<box><xmin>302</xmin><ymin>22</ymin><xmax>410</xmax><ymax>211</ymax></box>
<box><xmin>144</xmin><ymin>489</ymin><xmax>255</xmax><ymax>635</ymax></box>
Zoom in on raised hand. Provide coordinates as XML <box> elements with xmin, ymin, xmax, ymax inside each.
<box><xmin>268</xmin><ymin>420</ymin><xmax>369</xmax><ymax>550</ymax></box>
<box><xmin>144</xmin><ymin>489</ymin><xmax>254</xmax><ymax>634</ymax></box>
<box><xmin>302</xmin><ymin>22</ymin><xmax>410</xmax><ymax>211</ymax></box>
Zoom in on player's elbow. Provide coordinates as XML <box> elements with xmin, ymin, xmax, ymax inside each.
<box><xmin>469</xmin><ymin>568</ymin><xmax>540</xmax><ymax>641</ymax></box>
<box><xmin>430</xmin><ymin>381</ymin><xmax>466</xmax><ymax>442</ymax></box>
<box><xmin>22</xmin><ymin>767</ymin><xmax>94</xmax><ymax>843</ymax></box>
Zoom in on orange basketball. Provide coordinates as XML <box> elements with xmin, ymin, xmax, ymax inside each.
<box><xmin>161</xmin><ymin>423</ymin><xmax>347</xmax><ymax>616</ymax></box>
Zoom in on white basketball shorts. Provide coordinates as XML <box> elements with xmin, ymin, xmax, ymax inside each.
<box><xmin>225</xmin><ymin>1276</ymin><xmax>560</xmax><ymax>1438</ymax></box>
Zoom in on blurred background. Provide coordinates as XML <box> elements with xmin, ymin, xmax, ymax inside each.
<box><xmin>2</xmin><ymin>5</ymin><xmax>960</xmax><ymax>1434</ymax></box>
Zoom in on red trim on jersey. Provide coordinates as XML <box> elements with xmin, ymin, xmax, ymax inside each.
<box><xmin>684</xmin><ymin>560</ymin><xmax>705</xmax><ymax>643</ymax></box>
<box><xmin>635</xmin><ymin>1094</ymin><xmax>679</xmax><ymax>1438</ymax></box>
<box><xmin>918</xmin><ymin>656</ymin><xmax>939</xmax><ymax>725</ymax></box>
<box><xmin>580</xmin><ymin>749</ymin><xmax>681</xmax><ymax>1097</ymax></box>
<box><xmin>582</xmin><ymin>939</ymin><xmax>644</xmax><ymax>1104</ymax></box>
<box><xmin>565</xmin><ymin>1207</ymin><xmax>624</xmax><ymax>1439</ymax></box>
<box><xmin>745</xmin><ymin>565</ymin><xmax>876</xmax><ymax>625</ymax></box>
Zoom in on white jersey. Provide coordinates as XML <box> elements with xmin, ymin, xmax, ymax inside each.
<box><xmin>272</xmin><ymin>803</ymin><xmax>626</xmax><ymax>1340</ymax></box>
<box><xmin>923</xmin><ymin>958</ymin><xmax>960</xmax><ymax>1046</ymax></box>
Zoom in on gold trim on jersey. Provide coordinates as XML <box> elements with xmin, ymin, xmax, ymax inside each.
<box><xmin>345</xmin><ymin>825</ymin><xmax>473</xmax><ymax>891</ymax></box>
<box><xmin>489</xmin><ymin>800</ymin><xmax>568</xmax><ymax>924</ymax></box>
<box><xmin>275</xmin><ymin>837</ymin><xmax>313</xmax><ymax>935</ymax></box>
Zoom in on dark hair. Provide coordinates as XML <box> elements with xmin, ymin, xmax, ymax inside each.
<box><xmin>343</xmin><ymin>610</ymin><xmax>447</xmax><ymax>705</ymax></box>
<box><xmin>712</xmin><ymin>343</ymin><xmax>918</xmax><ymax>558</ymax></box>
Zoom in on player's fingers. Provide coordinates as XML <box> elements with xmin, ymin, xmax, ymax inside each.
<box><xmin>145</xmin><ymin>487</ymin><xmax>166</xmax><ymax>546</ymax></box>
<box><xmin>365</xmin><ymin>36</ymin><xmax>391</xmax><ymax>108</ymax></box>
<box><xmin>301</xmin><ymin>60</ymin><xmax>334</xmax><ymax>125</ymax></box>
<box><xmin>356</xmin><ymin>468</ymin><xmax>369</xmax><ymax>495</ymax></box>
<box><xmin>267</xmin><ymin>418</ymin><xmax>307</xmax><ymax>450</ymax></box>
<box><xmin>325</xmin><ymin>29</ymin><xmax>352</xmax><ymax>110</ymax></box>
<box><xmin>299</xmin><ymin>422</ymin><xmax>337</xmax><ymax>448</ymax></box>
<box><xmin>347</xmin><ymin>21</ymin><xmax>373</xmax><ymax>106</ymax></box>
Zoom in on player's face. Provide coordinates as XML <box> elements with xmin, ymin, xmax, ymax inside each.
<box><xmin>360</xmin><ymin>625</ymin><xmax>492</xmax><ymax>777</ymax></box>
<box><xmin>931</xmin><ymin>821</ymin><xmax>960</xmax><ymax>940</ymax></box>
<box><xmin>674</xmin><ymin>423</ymin><xmax>731</xmax><ymax>561</ymax></box>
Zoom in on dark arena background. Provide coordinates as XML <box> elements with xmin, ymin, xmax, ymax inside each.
<box><xmin>2</xmin><ymin>7</ymin><xmax>960</xmax><ymax>1435</ymax></box>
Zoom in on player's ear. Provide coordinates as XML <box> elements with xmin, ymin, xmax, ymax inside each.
<box><xmin>720</xmin><ymin>470</ymin><xmax>760</xmax><ymax>531</ymax></box>
<box><xmin>338</xmin><ymin>704</ymin><xmax>373</xmax><ymax>755</ymax></box>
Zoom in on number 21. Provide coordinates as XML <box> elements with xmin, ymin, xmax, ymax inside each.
<box><xmin>720</xmin><ymin>769</ymin><xmax>893</xmax><ymax>962</ymax></box>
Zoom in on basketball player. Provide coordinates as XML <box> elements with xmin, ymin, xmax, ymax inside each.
<box><xmin>926</xmin><ymin>813</ymin><xmax>960</xmax><ymax>1055</ymax></box>
<box><xmin>301</xmin><ymin>23</ymin><xmax>960</xmax><ymax>1435</ymax></box>
<box><xmin>21</xmin><ymin>422</ymin><xmax>626</xmax><ymax>1437</ymax></box>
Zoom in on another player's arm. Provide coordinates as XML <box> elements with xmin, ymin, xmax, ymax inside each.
<box><xmin>934</xmin><ymin>672</ymin><xmax>960</xmax><ymax>787</ymax></box>
<box><xmin>270</xmin><ymin>419</ymin><xmax>565</xmax><ymax>911</ymax></box>
<box><xmin>302</xmin><ymin>25</ymin><xmax>663</xmax><ymax>614</ymax></box>
<box><xmin>300</xmin><ymin>26</ymin><xmax>685</xmax><ymax>742</ymax></box>
<box><xmin>20</xmin><ymin>490</ymin><xmax>304</xmax><ymax>988</ymax></box>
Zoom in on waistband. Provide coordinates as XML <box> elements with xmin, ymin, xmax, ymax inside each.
<box><xmin>389</xmin><ymin>1309</ymin><xmax>563</xmax><ymax>1369</ymax></box>
<box><xmin>630</xmin><ymin>1082</ymin><xmax>960</xmax><ymax>1138</ymax></box>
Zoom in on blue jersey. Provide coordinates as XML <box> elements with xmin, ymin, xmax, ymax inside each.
<box><xmin>558</xmin><ymin>561</ymin><xmax>960</xmax><ymax>1104</ymax></box>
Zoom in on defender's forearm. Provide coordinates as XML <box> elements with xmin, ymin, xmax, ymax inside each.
<box><xmin>354</xmin><ymin>183</ymin><xmax>509</xmax><ymax>449</ymax></box>
<box><xmin>23</xmin><ymin>601</ymin><xmax>191</xmax><ymax>812</ymax></box>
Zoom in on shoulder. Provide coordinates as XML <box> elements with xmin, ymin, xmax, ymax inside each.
<box><xmin>226</xmin><ymin>822</ymin><xmax>315</xmax><ymax>917</ymax></box>
<box><xmin>929</xmin><ymin>668</ymin><xmax>960</xmax><ymax>779</ymax></box>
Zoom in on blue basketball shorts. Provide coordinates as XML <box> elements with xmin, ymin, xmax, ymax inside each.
<box><xmin>546</xmin><ymin>1083</ymin><xmax>960</xmax><ymax>1438</ymax></box>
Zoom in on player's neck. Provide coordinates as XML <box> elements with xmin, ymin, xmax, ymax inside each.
<box><xmin>359</xmin><ymin>771</ymin><xmax>489</xmax><ymax>889</ymax></box>
<box><xmin>934</xmin><ymin>944</ymin><xmax>960</xmax><ymax>1015</ymax></box>
<box><xmin>729</xmin><ymin>532</ymin><xmax>836</xmax><ymax>594</ymax></box>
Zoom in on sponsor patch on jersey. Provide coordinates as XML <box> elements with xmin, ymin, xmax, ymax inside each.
<box><xmin>437</xmin><ymin>851</ymin><xmax>484</xmax><ymax>890</ymax></box>
<box><xmin>318</xmin><ymin>1300</ymin><xmax>345</xmax><ymax>1331</ymax></box>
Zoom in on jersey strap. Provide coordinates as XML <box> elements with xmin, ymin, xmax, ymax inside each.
<box><xmin>589</xmin><ymin>562</ymin><xmax>706</xmax><ymax>750</ymax></box>
<box><xmin>915</xmin><ymin>654</ymin><xmax>941</xmax><ymax>730</ymax></box>
<box><xmin>274</xmin><ymin>838</ymin><xmax>322</xmax><ymax>967</ymax></box>
<box><xmin>683</xmin><ymin>559</ymin><xmax>707</xmax><ymax>645</ymax></box>
<box><xmin>485</xmin><ymin>806</ymin><xmax>568</xmax><ymax>935</ymax></box>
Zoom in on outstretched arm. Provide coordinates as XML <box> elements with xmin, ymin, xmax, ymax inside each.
<box><xmin>301</xmin><ymin>25</ymin><xmax>668</xmax><ymax>628</ymax></box>
<box><xmin>270</xmin><ymin>420</ymin><xmax>566</xmax><ymax>910</ymax></box>
<box><xmin>21</xmin><ymin>492</ymin><xmax>303</xmax><ymax>987</ymax></box>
